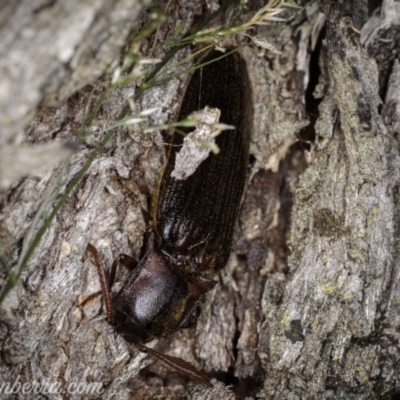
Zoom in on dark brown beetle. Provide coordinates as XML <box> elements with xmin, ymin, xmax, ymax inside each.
<box><xmin>87</xmin><ymin>49</ymin><xmax>252</xmax><ymax>386</ymax></box>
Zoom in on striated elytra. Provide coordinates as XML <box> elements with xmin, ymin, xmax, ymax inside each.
<box><xmin>87</xmin><ymin>48</ymin><xmax>252</xmax><ymax>387</ymax></box>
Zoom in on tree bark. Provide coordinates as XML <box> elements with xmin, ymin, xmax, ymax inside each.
<box><xmin>1</xmin><ymin>0</ymin><xmax>400</xmax><ymax>399</ymax></box>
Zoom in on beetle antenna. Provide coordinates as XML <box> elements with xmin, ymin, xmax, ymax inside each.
<box><xmin>87</xmin><ymin>243</ymin><xmax>114</xmax><ymax>324</ymax></box>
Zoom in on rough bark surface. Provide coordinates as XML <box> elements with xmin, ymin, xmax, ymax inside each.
<box><xmin>0</xmin><ymin>0</ymin><xmax>147</xmax><ymax>142</ymax></box>
<box><xmin>1</xmin><ymin>0</ymin><xmax>400</xmax><ymax>399</ymax></box>
<box><xmin>260</xmin><ymin>1</ymin><xmax>400</xmax><ymax>399</ymax></box>
<box><xmin>0</xmin><ymin>0</ymin><xmax>149</xmax><ymax>190</ymax></box>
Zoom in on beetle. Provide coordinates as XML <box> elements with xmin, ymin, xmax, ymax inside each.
<box><xmin>87</xmin><ymin>48</ymin><xmax>252</xmax><ymax>386</ymax></box>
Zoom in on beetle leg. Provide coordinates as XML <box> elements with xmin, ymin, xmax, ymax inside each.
<box><xmin>109</xmin><ymin>253</ymin><xmax>138</xmax><ymax>288</ymax></box>
<box><xmin>135</xmin><ymin>343</ymin><xmax>212</xmax><ymax>388</ymax></box>
<box><xmin>86</xmin><ymin>243</ymin><xmax>114</xmax><ymax>324</ymax></box>
<box><xmin>79</xmin><ymin>290</ymin><xmax>102</xmax><ymax>308</ymax></box>
<box><xmin>179</xmin><ymin>314</ymin><xmax>197</xmax><ymax>329</ymax></box>
<box><xmin>118</xmin><ymin>253</ymin><xmax>138</xmax><ymax>271</ymax></box>
<box><xmin>114</xmin><ymin>172</ymin><xmax>150</xmax><ymax>226</ymax></box>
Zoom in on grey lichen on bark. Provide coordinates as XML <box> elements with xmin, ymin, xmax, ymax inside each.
<box><xmin>260</xmin><ymin>1</ymin><xmax>400</xmax><ymax>399</ymax></box>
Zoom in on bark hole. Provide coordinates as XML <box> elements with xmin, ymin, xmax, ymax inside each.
<box><xmin>368</xmin><ymin>0</ymin><xmax>383</xmax><ymax>15</ymax></box>
<box><xmin>298</xmin><ymin>25</ymin><xmax>325</xmax><ymax>146</ymax></box>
